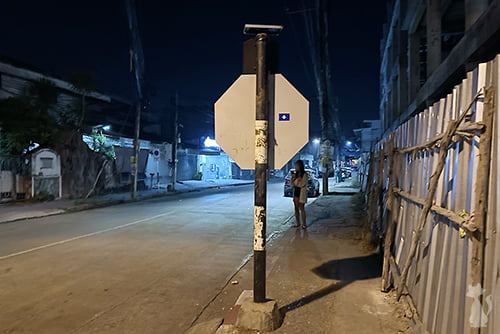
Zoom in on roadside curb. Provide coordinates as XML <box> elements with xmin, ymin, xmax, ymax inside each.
<box><xmin>0</xmin><ymin>181</ymin><xmax>254</xmax><ymax>225</ymax></box>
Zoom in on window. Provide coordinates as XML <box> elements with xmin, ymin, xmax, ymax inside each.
<box><xmin>40</xmin><ymin>157</ymin><xmax>53</xmax><ymax>169</ymax></box>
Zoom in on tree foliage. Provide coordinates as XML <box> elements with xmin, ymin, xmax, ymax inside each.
<box><xmin>90</xmin><ymin>128</ymin><xmax>116</xmax><ymax>160</ymax></box>
<box><xmin>69</xmin><ymin>72</ymin><xmax>96</xmax><ymax>128</ymax></box>
<box><xmin>0</xmin><ymin>79</ymin><xmax>62</xmax><ymax>155</ymax></box>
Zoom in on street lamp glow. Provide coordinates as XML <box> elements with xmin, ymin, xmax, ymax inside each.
<box><xmin>312</xmin><ymin>138</ymin><xmax>320</xmax><ymax>144</ymax></box>
<box><xmin>346</xmin><ymin>140</ymin><xmax>352</xmax><ymax>145</ymax></box>
<box><xmin>102</xmin><ymin>125</ymin><xmax>111</xmax><ymax>131</ymax></box>
<box><xmin>204</xmin><ymin>137</ymin><xmax>220</xmax><ymax>148</ymax></box>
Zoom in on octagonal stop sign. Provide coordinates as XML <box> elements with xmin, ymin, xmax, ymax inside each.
<box><xmin>214</xmin><ymin>74</ymin><xmax>309</xmax><ymax>170</ymax></box>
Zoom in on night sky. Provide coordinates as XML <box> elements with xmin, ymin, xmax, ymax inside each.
<box><xmin>0</xmin><ymin>0</ymin><xmax>386</xmax><ymax>140</ymax></box>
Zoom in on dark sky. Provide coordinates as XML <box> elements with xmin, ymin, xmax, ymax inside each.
<box><xmin>0</xmin><ymin>0</ymin><xmax>386</xmax><ymax>140</ymax></box>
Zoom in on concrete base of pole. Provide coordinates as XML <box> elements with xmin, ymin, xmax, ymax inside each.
<box><xmin>234</xmin><ymin>291</ymin><xmax>281</xmax><ymax>331</ymax></box>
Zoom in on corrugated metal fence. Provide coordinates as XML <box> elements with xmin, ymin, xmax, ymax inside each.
<box><xmin>367</xmin><ymin>55</ymin><xmax>499</xmax><ymax>334</ymax></box>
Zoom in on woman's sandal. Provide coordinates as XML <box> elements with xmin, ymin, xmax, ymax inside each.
<box><xmin>292</xmin><ymin>224</ymin><xmax>300</xmax><ymax>228</ymax></box>
<box><xmin>301</xmin><ymin>225</ymin><xmax>307</xmax><ymax>229</ymax></box>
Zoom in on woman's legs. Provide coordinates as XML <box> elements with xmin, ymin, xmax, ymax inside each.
<box><xmin>299</xmin><ymin>203</ymin><xmax>307</xmax><ymax>228</ymax></box>
<box><xmin>293</xmin><ymin>197</ymin><xmax>301</xmax><ymax>227</ymax></box>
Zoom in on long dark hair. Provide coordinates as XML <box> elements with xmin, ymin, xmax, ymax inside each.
<box><xmin>295</xmin><ymin>160</ymin><xmax>305</xmax><ymax>178</ymax></box>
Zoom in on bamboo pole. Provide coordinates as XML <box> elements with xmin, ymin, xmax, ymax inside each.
<box><xmin>398</xmin><ymin>122</ymin><xmax>485</xmax><ymax>154</ymax></box>
<box><xmin>393</xmin><ymin>188</ymin><xmax>476</xmax><ymax>232</ymax></box>
<box><xmin>85</xmin><ymin>160</ymin><xmax>108</xmax><ymax>199</ymax></box>
<box><xmin>381</xmin><ymin>133</ymin><xmax>396</xmax><ymax>291</ymax></box>
<box><xmin>470</xmin><ymin>86</ymin><xmax>494</xmax><ymax>334</ymax></box>
<box><xmin>366</xmin><ymin>151</ymin><xmax>376</xmax><ymax>223</ymax></box>
<box><xmin>375</xmin><ymin>146</ymin><xmax>385</xmax><ymax>237</ymax></box>
<box><xmin>396</xmin><ymin>89</ymin><xmax>484</xmax><ymax>300</ymax></box>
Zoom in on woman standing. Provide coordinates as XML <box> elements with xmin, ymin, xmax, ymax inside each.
<box><xmin>292</xmin><ymin>160</ymin><xmax>308</xmax><ymax>229</ymax></box>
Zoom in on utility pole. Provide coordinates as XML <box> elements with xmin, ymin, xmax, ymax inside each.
<box><xmin>253</xmin><ymin>31</ymin><xmax>269</xmax><ymax>303</ymax></box>
<box><xmin>124</xmin><ymin>0</ymin><xmax>145</xmax><ymax>200</ymax></box>
<box><xmin>288</xmin><ymin>0</ymin><xmax>340</xmax><ymax>195</ymax></box>
<box><xmin>171</xmin><ymin>92</ymin><xmax>179</xmax><ymax>191</ymax></box>
<box><xmin>242</xmin><ymin>23</ymin><xmax>283</xmax><ymax>303</ymax></box>
<box><xmin>318</xmin><ymin>0</ymin><xmax>340</xmax><ymax>195</ymax></box>
<box><xmin>131</xmin><ymin>102</ymin><xmax>141</xmax><ymax>198</ymax></box>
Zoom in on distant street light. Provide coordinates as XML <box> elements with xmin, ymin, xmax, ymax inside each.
<box><xmin>93</xmin><ymin>124</ymin><xmax>111</xmax><ymax>132</ymax></box>
<box><xmin>204</xmin><ymin>136</ymin><xmax>220</xmax><ymax>148</ymax></box>
<box><xmin>312</xmin><ymin>138</ymin><xmax>320</xmax><ymax>144</ymax></box>
<box><xmin>346</xmin><ymin>140</ymin><xmax>352</xmax><ymax>145</ymax></box>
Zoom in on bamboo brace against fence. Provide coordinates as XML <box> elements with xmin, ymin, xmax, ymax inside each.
<box><xmin>396</xmin><ymin>89</ymin><xmax>484</xmax><ymax>300</ymax></box>
<box><xmin>381</xmin><ymin>133</ymin><xmax>395</xmax><ymax>292</ymax></box>
<box><xmin>469</xmin><ymin>86</ymin><xmax>495</xmax><ymax>334</ymax></box>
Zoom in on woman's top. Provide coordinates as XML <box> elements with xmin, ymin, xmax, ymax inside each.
<box><xmin>292</xmin><ymin>172</ymin><xmax>308</xmax><ymax>204</ymax></box>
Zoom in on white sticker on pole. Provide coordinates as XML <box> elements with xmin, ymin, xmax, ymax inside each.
<box><xmin>254</xmin><ymin>205</ymin><xmax>265</xmax><ymax>251</ymax></box>
<box><xmin>255</xmin><ymin>120</ymin><xmax>268</xmax><ymax>164</ymax></box>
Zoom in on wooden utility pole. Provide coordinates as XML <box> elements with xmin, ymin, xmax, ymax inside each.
<box><xmin>171</xmin><ymin>92</ymin><xmax>179</xmax><ymax>191</ymax></box>
<box><xmin>317</xmin><ymin>0</ymin><xmax>339</xmax><ymax>194</ymax></box>
<box><xmin>124</xmin><ymin>0</ymin><xmax>145</xmax><ymax>200</ymax></box>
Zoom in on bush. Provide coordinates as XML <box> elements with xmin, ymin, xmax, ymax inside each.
<box><xmin>35</xmin><ymin>191</ymin><xmax>55</xmax><ymax>202</ymax></box>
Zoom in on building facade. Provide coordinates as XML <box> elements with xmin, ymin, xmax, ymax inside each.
<box><xmin>380</xmin><ymin>0</ymin><xmax>500</xmax><ymax>133</ymax></box>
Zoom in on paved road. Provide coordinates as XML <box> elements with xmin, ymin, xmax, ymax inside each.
<box><xmin>0</xmin><ymin>182</ymin><xmax>304</xmax><ymax>334</ymax></box>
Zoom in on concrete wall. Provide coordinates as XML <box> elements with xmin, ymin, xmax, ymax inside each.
<box><xmin>198</xmin><ymin>153</ymin><xmax>232</xmax><ymax>180</ymax></box>
<box><xmin>380</xmin><ymin>0</ymin><xmax>500</xmax><ymax>134</ymax></box>
<box><xmin>177</xmin><ymin>149</ymin><xmax>198</xmax><ymax>181</ymax></box>
<box><xmin>144</xmin><ymin>143</ymin><xmax>173</xmax><ymax>188</ymax></box>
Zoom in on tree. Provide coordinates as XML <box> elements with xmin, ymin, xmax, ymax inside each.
<box><xmin>69</xmin><ymin>72</ymin><xmax>96</xmax><ymax>129</ymax></box>
<box><xmin>0</xmin><ymin>79</ymin><xmax>61</xmax><ymax>155</ymax></box>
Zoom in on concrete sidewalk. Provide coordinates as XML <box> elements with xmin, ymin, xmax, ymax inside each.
<box><xmin>0</xmin><ymin>179</ymin><xmax>253</xmax><ymax>224</ymax></box>
<box><xmin>328</xmin><ymin>176</ymin><xmax>361</xmax><ymax>194</ymax></box>
<box><xmin>188</xmin><ymin>194</ymin><xmax>412</xmax><ymax>334</ymax></box>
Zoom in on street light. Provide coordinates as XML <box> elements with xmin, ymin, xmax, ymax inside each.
<box><xmin>243</xmin><ymin>24</ymin><xmax>283</xmax><ymax>35</ymax></box>
<box><xmin>204</xmin><ymin>136</ymin><xmax>219</xmax><ymax>148</ymax></box>
<box><xmin>312</xmin><ymin>138</ymin><xmax>320</xmax><ymax>144</ymax></box>
<box><xmin>93</xmin><ymin>124</ymin><xmax>111</xmax><ymax>132</ymax></box>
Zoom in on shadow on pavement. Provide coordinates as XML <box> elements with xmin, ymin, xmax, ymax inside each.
<box><xmin>279</xmin><ymin>253</ymin><xmax>382</xmax><ymax>316</ymax></box>
<box><xmin>279</xmin><ymin>280</ymin><xmax>352</xmax><ymax>315</ymax></box>
<box><xmin>313</xmin><ymin>253</ymin><xmax>382</xmax><ymax>281</ymax></box>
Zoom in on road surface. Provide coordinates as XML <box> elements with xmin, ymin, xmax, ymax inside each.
<box><xmin>0</xmin><ymin>182</ymin><xmax>303</xmax><ymax>333</ymax></box>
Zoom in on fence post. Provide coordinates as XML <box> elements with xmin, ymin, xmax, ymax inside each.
<box><xmin>366</xmin><ymin>151</ymin><xmax>376</xmax><ymax>226</ymax></box>
<box><xmin>469</xmin><ymin>86</ymin><xmax>495</xmax><ymax>333</ymax></box>
<box><xmin>381</xmin><ymin>133</ymin><xmax>395</xmax><ymax>291</ymax></box>
<box><xmin>375</xmin><ymin>144</ymin><xmax>385</xmax><ymax>238</ymax></box>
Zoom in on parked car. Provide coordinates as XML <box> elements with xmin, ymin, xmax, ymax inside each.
<box><xmin>284</xmin><ymin>169</ymin><xmax>320</xmax><ymax>197</ymax></box>
<box><xmin>342</xmin><ymin>167</ymin><xmax>352</xmax><ymax>178</ymax></box>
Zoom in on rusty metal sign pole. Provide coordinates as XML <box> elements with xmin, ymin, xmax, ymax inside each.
<box><xmin>253</xmin><ymin>32</ymin><xmax>269</xmax><ymax>303</ymax></box>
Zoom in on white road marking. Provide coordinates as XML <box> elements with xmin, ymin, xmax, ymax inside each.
<box><xmin>0</xmin><ymin>211</ymin><xmax>173</xmax><ymax>260</ymax></box>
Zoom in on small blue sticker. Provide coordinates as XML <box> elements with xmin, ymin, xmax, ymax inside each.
<box><xmin>278</xmin><ymin>113</ymin><xmax>290</xmax><ymax>121</ymax></box>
